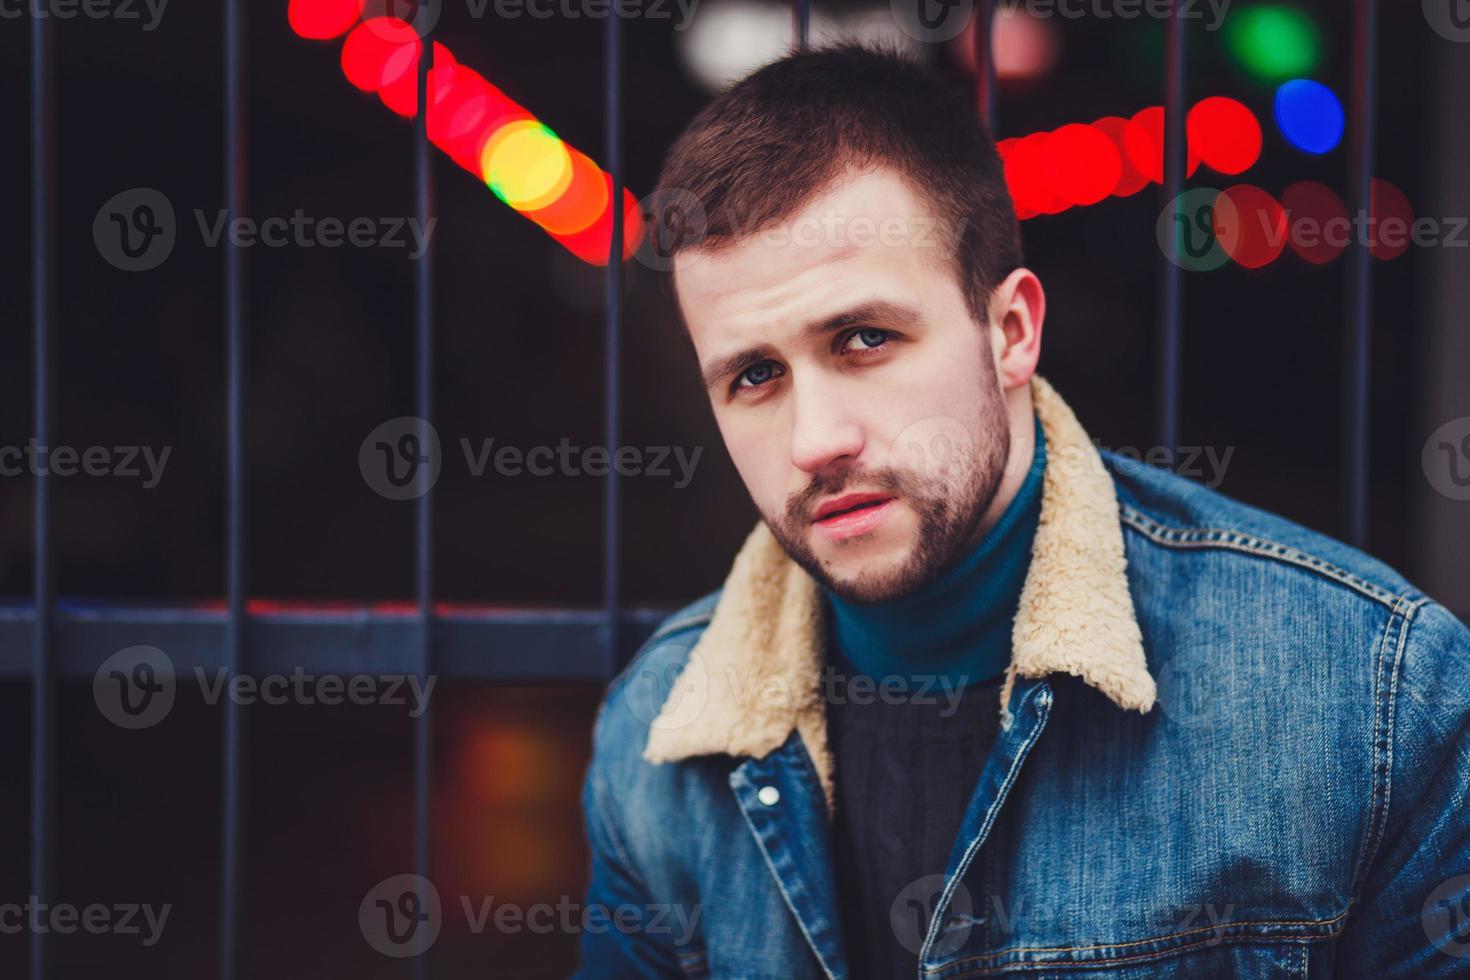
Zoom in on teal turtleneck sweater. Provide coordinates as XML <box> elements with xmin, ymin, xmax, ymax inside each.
<box><xmin>825</xmin><ymin>414</ymin><xmax>1047</xmax><ymax>689</ymax></box>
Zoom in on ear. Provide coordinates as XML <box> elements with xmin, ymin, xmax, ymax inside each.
<box><xmin>987</xmin><ymin>267</ymin><xmax>1045</xmax><ymax>393</ymax></box>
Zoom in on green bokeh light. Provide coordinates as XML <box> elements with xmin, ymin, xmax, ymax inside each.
<box><xmin>1225</xmin><ymin>5</ymin><xmax>1321</xmax><ymax>82</ymax></box>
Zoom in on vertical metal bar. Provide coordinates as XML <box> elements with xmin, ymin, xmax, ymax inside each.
<box><xmin>1155</xmin><ymin>2</ymin><xmax>1186</xmax><ymax>467</ymax></box>
<box><xmin>30</xmin><ymin>7</ymin><xmax>56</xmax><ymax>980</ymax></box>
<box><xmin>1342</xmin><ymin>0</ymin><xmax>1377</xmax><ymax>548</ymax></box>
<box><xmin>603</xmin><ymin>7</ymin><xmax>624</xmax><ymax>676</ymax></box>
<box><xmin>974</xmin><ymin>0</ymin><xmax>995</xmax><ymax>127</ymax></box>
<box><xmin>412</xmin><ymin>13</ymin><xmax>435</xmax><ymax>980</ymax></box>
<box><xmin>792</xmin><ymin>0</ymin><xmax>809</xmax><ymax>51</ymax></box>
<box><xmin>219</xmin><ymin>0</ymin><xmax>247</xmax><ymax>975</ymax></box>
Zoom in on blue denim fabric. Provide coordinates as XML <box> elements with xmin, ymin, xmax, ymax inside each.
<box><xmin>577</xmin><ymin>451</ymin><xmax>1470</xmax><ymax>978</ymax></box>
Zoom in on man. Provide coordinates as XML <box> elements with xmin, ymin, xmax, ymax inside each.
<box><xmin>578</xmin><ymin>45</ymin><xmax>1470</xmax><ymax>978</ymax></box>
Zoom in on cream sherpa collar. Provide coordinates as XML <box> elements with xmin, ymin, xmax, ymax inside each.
<box><xmin>643</xmin><ymin>375</ymin><xmax>1156</xmax><ymax>807</ymax></box>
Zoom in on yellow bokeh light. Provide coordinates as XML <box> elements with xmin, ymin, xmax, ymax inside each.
<box><xmin>481</xmin><ymin>120</ymin><xmax>573</xmax><ymax>212</ymax></box>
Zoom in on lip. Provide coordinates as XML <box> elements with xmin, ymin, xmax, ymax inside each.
<box><xmin>811</xmin><ymin>493</ymin><xmax>897</xmax><ymax>542</ymax></box>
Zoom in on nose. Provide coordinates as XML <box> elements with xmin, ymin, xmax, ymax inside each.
<box><xmin>788</xmin><ymin>375</ymin><xmax>865</xmax><ymax>476</ymax></box>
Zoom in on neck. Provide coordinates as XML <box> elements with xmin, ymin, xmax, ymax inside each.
<box><xmin>824</xmin><ymin>414</ymin><xmax>1046</xmax><ymax>688</ymax></box>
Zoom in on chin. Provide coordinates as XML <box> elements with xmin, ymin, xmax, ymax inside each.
<box><xmin>812</xmin><ymin>540</ymin><xmax>917</xmax><ymax>604</ymax></box>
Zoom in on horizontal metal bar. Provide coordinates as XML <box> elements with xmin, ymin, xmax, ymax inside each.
<box><xmin>0</xmin><ymin>605</ymin><xmax>669</xmax><ymax>681</ymax></box>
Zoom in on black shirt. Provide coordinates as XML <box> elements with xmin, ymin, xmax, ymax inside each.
<box><xmin>828</xmin><ymin>673</ymin><xmax>1005</xmax><ymax>978</ymax></box>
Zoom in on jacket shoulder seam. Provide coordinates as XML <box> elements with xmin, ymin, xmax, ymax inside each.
<box><xmin>1119</xmin><ymin>505</ymin><xmax>1415</xmax><ymax>611</ymax></box>
<box><xmin>1349</xmin><ymin>596</ymin><xmax>1433</xmax><ymax>901</ymax></box>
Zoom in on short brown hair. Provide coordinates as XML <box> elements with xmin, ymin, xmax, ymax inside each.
<box><xmin>654</xmin><ymin>42</ymin><xmax>1022</xmax><ymax>323</ymax></box>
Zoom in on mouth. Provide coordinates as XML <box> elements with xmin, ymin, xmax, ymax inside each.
<box><xmin>812</xmin><ymin>492</ymin><xmax>895</xmax><ymax>523</ymax></box>
<box><xmin>810</xmin><ymin>493</ymin><xmax>898</xmax><ymax>541</ymax></box>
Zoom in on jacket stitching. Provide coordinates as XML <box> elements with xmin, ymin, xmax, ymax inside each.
<box><xmin>1118</xmin><ymin>508</ymin><xmax>1408</xmax><ymax>610</ymax></box>
<box><xmin>588</xmin><ymin>773</ymin><xmax>649</xmax><ymax>895</ymax></box>
<box><xmin>927</xmin><ymin>907</ymin><xmax>1349</xmax><ymax>974</ymax></box>
<box><xmin>729</xmin><ymin>751</ymin><xmax>840</xmax><ymax>980</ymax></box>
<box><xmin>922</xmin><ymin>684</ymin><xmax>1053</xmax><ymax>961</ymax></box>
<box><xmin>1352</xmin><ymin>595</ymin><xmax>1398</xmax><ymax>894</ymax></box>
<box><xmin>1350</xmin><ymin>595</ymin><xmax>1426</xmax><ymax>898</ymax></box>
<box><xmin>940</xmin><ymin>930</ymin><xmax>1329</xmax><ymax>977</ymax></box>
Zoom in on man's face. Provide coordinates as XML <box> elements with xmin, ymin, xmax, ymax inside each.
<box><xmin>676</xmin><ymin>167</ymin><xmax>1014</xmax><ymax>604</ymax></box>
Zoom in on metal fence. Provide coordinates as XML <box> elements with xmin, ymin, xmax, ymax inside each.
<box><xmin>16</xmin><ymin>1</ymin><xmax>1381</xmax><ymax>977</ymax></box>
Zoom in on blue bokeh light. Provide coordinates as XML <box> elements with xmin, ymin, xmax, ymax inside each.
<box><xmin>1274</xmin><ymin>79</ymin><xmax>1345</xmax><ymax>154</ymax></box>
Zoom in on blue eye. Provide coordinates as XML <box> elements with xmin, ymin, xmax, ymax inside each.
<box><xmin>737</xmin><ymin>361</ymin><xmax>781</xmax><ymax>389</ymax></box>
<box><xmin>847</xmin><ymin>328</ymin><xmax>890</xmax><ymax>351</ymax></box>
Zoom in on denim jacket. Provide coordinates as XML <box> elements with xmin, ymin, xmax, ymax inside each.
<box><xmin>577</xmin><ymin>376</ymin><xmax>1470</xmax><ymax>978</ymax></box>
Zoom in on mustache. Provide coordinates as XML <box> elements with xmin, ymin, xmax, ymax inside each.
<box><xmin>785</xmin><ymin>466</ymin><xmax>909</xmax><ymax>524</ymax></box>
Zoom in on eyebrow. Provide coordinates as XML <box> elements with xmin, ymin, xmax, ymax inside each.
<box><xmin>700</xmin><ymin>299</ymin><xmax>924</xmax><ymax>392</ymax></box>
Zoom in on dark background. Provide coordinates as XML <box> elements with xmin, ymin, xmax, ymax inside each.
<box><xmin>1</xmin><ymin>1</ymin><xmax>1464</xmax><ymax>976</ymax></box>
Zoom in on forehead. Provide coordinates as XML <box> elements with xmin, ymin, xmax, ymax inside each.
<box><xmin>673</xmin><ymin>167</ymin><xmax>958</xmax><ymax>349</ymax></box>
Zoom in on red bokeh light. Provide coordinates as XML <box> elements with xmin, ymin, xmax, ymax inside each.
<box><xmin>1214</xmin><ymin>184</ymin><xmax>1287</xmax><ymax>269</ymax></box>
<box><xmin>1280</xmin><ymin>180</ymin><xmax>1347</xmax><ymax>265</ymax></box>
<box><xmin>378</xmin><ymin>41</ymin><xmax>456</xmax><ymax>117</ymax></box>
<box><xmin>341</xmin><ymin>17</ymin><xmax>417</xmax><ymax>92</ymax></box>
<box><xmin>288</xmin><ymin>0</ymin><xmax>361</xmax><ymax>40</ymax></box>
<box><xmin>1042</xmin><ymin>123</ymin><xmax>1122</xmax><ymax>207</ymax></box>
<box><xmin>1369</xmin><ymin>178</ymin><xmax>1414</xmax><ymax>261</ymax></box>
<box><xmin>1188</xmin><ymin>97</ymin><xmax>1262</xmax><ymax>176</ymax></box>
<box><xmin>1123</xmin><ymin>106</ymin><xmax>1200</xmax><ymax>184</ymax></box>
<box><xmin>1006</xmin><ymin>132</ymin><xmax>1069</xmax><ymax>216</ymax></box>
<box><xmin>1091</xmin><ymin>116</ymin><xmax>1149</xmax><ymax>197</ymax></box>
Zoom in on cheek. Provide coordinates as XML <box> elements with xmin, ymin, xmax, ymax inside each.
<box><xmin>716</xmin><ymin>412</ymin><xmax>789</xmax><ymax>510</ymax></box>
<box><xmin>872</xmin><ymin>347</ymin><xmax>991</xmax><ymax>467</ymax></box>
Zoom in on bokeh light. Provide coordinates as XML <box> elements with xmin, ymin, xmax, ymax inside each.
<box><xmin>483</xmin><ymin>121</ymin><xmax>575</xmax><ymax>212</ymax></box>
<box><xmin>1214</xmin><ymin>183</ymin><xmax>1287</xmax><ymax>269</ymax></box>
<box><xmin>1091</xmin><ymin>116</ymin><xmax>1149</xmax><ymax>197</ymax></box>
<box><xmin>1280</xmin><ymin>180</ymin><xmax>1347</xmax><ymax>265</ymax></box>
<box><xmin>1275</xmin><ymin>79</ymin><xmax>1345</xmax><ymax>154</ymax></box>
<box><xmin>288</xmin><ymin>0</ymin><xmax>361</xmax><ymax>40</ymax></box>
<box><xmin>1042</xmin><ymin>124</ymin><xmax>1121</xmax><ymax>206</ymax></box>
<box><xmin>1188</xmin><ymin>97</ymin><xmax>1262</xmax><ymax>175</ymax></box>
<box><xmin>1369</xmin><ymin>178</ymin><xmax>1414</xmax><ymax>261</ymax></box>
<box><xmin>1123</xmin><ymin>106</ymin><xmax>1200</xmax><ymax>185</ymax></box>
<box><xmin>341</xmin><ymin>17</ymin><xmax>416</xmax><ymax>92</ymax></box>
<box><xmin>1225</xmin><ymin>5</ymin><xmax>1321</xmax><ymax>83</ymax></box>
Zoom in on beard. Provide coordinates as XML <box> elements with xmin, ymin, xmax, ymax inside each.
<box><xmin>762</xmin><ymin>383</ymin><xmax>1013</xmax><ymax>605</ymax></box>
